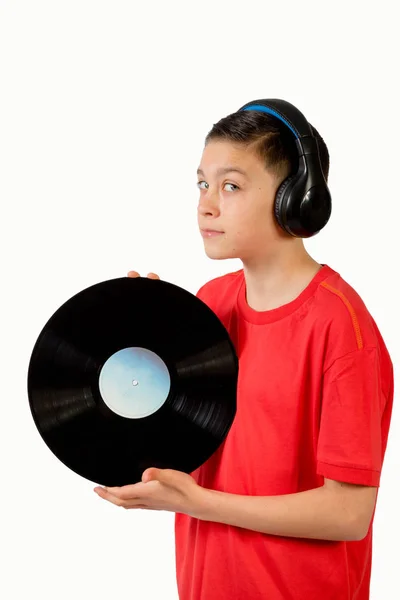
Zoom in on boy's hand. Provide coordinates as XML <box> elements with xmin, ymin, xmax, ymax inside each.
<box><xmin>94</xmin><ymin>468</ymin><xmax>206</xmax><ymax>518</ymax></box>
<box><xmin>94</xmin><ymin>269</ymin><xmax>206</xmax><ymax>518</ymax></box>
<box><xmin>128</xmin><ymin>271</ymin><xmax>160</xmax><ymax>280</ymax></box>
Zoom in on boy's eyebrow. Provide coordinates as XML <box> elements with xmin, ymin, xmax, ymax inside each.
<box><xmin>197</xmin><ymin>166</ymin><xmax>248</xmax><ymax>178</ymax></box>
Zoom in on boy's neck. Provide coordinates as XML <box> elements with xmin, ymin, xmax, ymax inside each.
<box><xmin>242</xmin><ymin>244</ymin><xmax>322</xmax><ymax>313</ymax></box>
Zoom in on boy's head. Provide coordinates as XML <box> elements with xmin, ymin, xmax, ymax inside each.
<box><xmin>197</xmin><ymin>108</ymin><xmax>329</xmax><ymax>263</ymax></box>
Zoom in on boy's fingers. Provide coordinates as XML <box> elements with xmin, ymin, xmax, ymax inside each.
<box><xmin>127</xmin><ymin>271</ymin><xmax>160</xmax><ymax>280</ymax></box>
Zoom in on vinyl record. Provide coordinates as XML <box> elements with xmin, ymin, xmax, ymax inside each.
<box><xmin>27</xmin><ymin>277</ymin><xmax>238</xmax><ymax>486</ymax></box>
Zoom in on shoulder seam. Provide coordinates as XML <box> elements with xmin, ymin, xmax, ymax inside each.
<box><xmin>320</xmin><ymin>281</ymin><xmax>363</xmax><ymax>350</ymax></box>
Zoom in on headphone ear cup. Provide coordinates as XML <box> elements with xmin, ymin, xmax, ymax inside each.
<box><xmin>274</xmin><ymin>176</ymin><xmax>294</xmax><ymax>232</ymax></box>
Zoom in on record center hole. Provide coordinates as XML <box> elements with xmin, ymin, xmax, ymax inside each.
<box><xmin>132</xmin><ymin>379</ymin><xmax>139</xmax><ymax>386</ymax></box>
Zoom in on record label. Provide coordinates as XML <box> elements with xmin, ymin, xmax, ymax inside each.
<box><xmin>98</xmin><ymin>347</ymin><xmax>171</xmax><ymax>419</ymax></box>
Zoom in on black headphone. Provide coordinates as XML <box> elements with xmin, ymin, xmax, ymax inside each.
<box><xmin>238</xmin><ymin>99</ymin><xmax>332</xmax><ymax>238</ymax></box>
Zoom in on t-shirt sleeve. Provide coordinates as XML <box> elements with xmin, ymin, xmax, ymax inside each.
<box><xmin>196</xmin><ymin>284</ymin><xmax>207</xmax><ymax>299</ymax></box>
<box><xmin>316</xmin><ymin>346</ymin><xmax>385</xmax><ymax>487</ymax></box>
<box><xmin>195</xmin><ymin>281</ymin><xmax>214</xmax><ymax>307</ymax></box>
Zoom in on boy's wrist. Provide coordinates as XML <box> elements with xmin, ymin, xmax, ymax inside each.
<box><xmin>190</xmin><ymin>487</ymin><xmax>225</xmax><ymax>522</ymax></box>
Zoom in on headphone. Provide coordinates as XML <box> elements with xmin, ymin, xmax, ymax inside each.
<box><xmin>238</xmin><ymin>99</ymin><xmax>332</xmax><ymax>238</ymax></box>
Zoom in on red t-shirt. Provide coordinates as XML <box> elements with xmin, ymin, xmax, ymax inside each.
<box><xmin>174</xmin><ymin>264</ymin><xmax>394</xmax><ymax>600</ymax></box>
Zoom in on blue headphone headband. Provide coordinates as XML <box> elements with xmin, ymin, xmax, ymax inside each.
<box><xmin>241</xmin><ymin>104</ymin><xmax>298</xmax><ymax>138</ymax></box>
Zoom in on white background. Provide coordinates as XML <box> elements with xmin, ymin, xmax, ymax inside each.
<box><xmin>1</xmin><ymin>1</ymin><xmax>398</xmax><ymax>598</ymax></box>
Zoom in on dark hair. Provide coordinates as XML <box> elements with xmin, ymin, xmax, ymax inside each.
<box><xmin>205</xmin><ymin>109</ymin><xmax>330</xmax><ymax>183</ymax></box>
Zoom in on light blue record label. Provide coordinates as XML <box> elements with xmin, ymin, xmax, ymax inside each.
<box><xmin>98</xmin><ymin>347</ymin><xmax>171</xmax><ymax>419</ymax></box>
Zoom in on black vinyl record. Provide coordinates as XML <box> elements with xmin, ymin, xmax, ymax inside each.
<box><xmin>27</xmin><ymin>277</ymin><xmax>238</xmax><ymax>486</ymax></box>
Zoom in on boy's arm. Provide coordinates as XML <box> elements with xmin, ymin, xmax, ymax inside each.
<box><xmin>94</xmin><ymin>467</ymin><xmax>377</xmax><ymax>543</ymax></box>
<box><xmin>196</xmin><ymin>478</ymin><xmax>378</xmax><ymax>542</ymax></box>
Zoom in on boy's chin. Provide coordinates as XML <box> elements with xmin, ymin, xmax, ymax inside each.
<box><xmin>204</xmin><ymin>248</ymin><xmax>238</xmax><ymax>261</ymax></box>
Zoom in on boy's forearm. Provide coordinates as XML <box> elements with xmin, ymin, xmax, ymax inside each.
<box><xmin>196</xmin><ymin>484</ymin><xmax>364</xmax><ymax>542</ymax></box>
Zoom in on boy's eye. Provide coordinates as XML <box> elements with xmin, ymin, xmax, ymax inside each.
<box><xmin>224</xmin><ymin>183</ymin><xmax>239</xmax><ymax>192</ymax></box>
<box><xmin>197</xmin><ymin>181</ymin><xmax>239</xmax><ymax>190</ymax></box>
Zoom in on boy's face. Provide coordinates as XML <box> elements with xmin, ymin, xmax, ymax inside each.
<box><xmin>197</xmin><ymin>140</ymin><xmax>286</xmax><ymax>262</ymax></box>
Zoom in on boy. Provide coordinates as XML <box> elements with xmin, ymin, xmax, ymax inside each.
<box><xmin>95</xmin><ymin>101</ymin><xmax>394</xmax><ymax>599</ymax></box>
